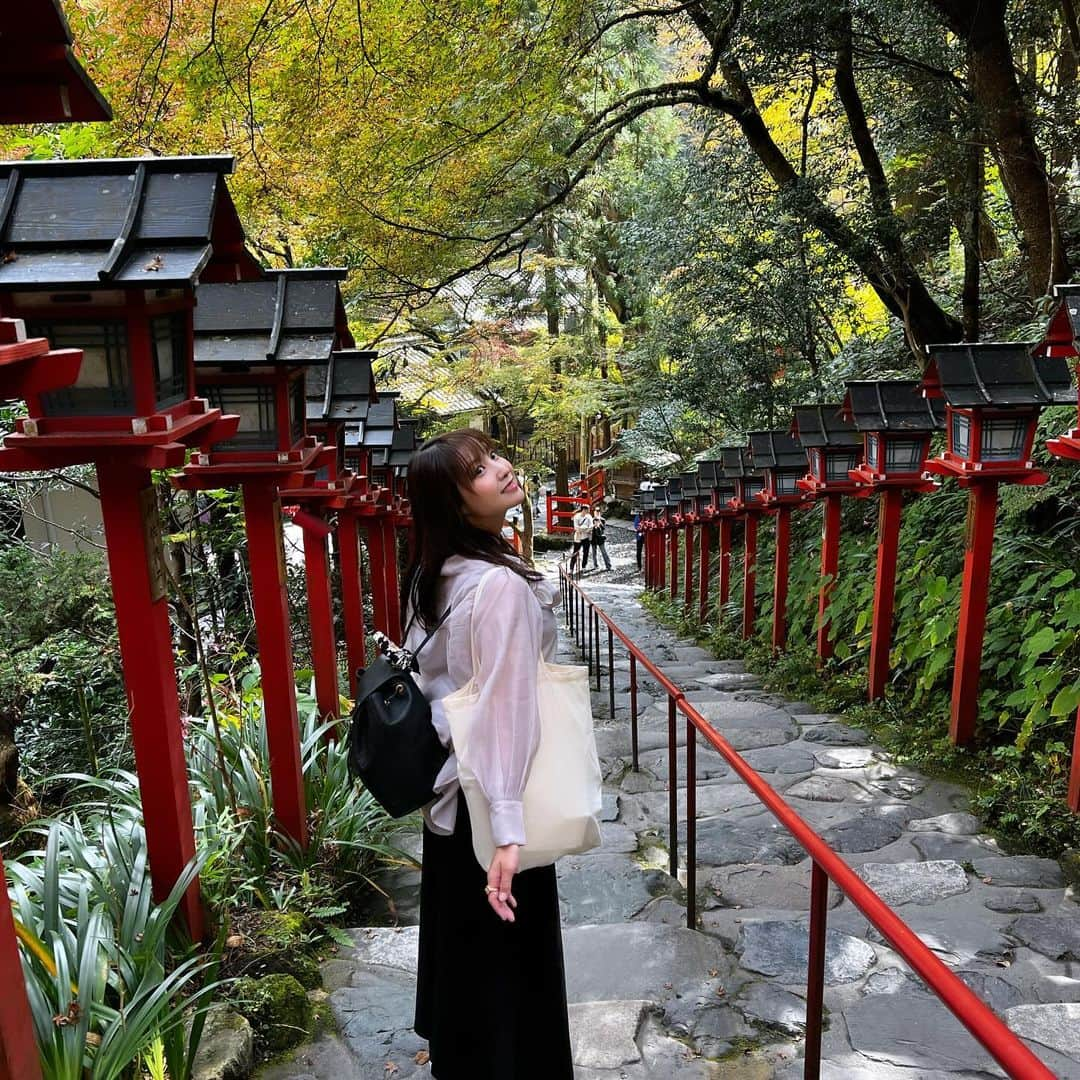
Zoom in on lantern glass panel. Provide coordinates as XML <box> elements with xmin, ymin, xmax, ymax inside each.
<box><xmin>866</xmin><ymin>433</ymin><xmax>880</xmax><ymax>471</ymax></box>
<box><xmin>885</xmin><ymin>438</ymin><xmax>924</xmax><ymax>473</ymax></box>
<box><xmin>743</xmin><ymin>478</ymin><xmax>763</xmax><ymax>500</ymax></box>
<box><xmin>812</xmin><ymin>448</ymin><xmax>825</xmax><ymax>481</ymax></box>
<box><xmin>950</xmin><ymin>412</ymin><xmax>971</xmax><ymax>458</ymax></box>
<box><xmin>203</xmin><ymin>385</ymin><xmax>277</xmax><ymax>448</ymax></box>
<box><xmin>825</xmin><ymin>450</ymin><xmax>859</xmax><ymax>482</ymax></box>
<box><xmin>980</xmin><ymin>416</ymin><xmax>1030</xmax><ymax>461</ymax></box>
<box><xmin>151</xmin><ymin>313</ymin><xmax>187</xmax><ymax>409</ymax></box>
<box><xmin>29</xmin><ymin>321</ymin><xmax>133</xmax><ymax>415</ymax></box>
<box><xmin>775</xmin><ymin>472</ymin><xmax>800</xmax><ymax>496</ymax></box>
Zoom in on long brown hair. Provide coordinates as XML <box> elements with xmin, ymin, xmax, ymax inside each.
<box><xmin>401</xmin><ymin>428</ymin><xmax>539</xmax><ymax>628</ymax></box>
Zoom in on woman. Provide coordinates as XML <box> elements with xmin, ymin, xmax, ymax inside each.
<box><xmin>569</xmin><ymin>503</ymin><xmax>593</xmax><ymax>577</ymax></box>
<box><xmin>401</xmin><ymin>429</ymin><xmax>574</xmax><ymax>1080</ymax></box>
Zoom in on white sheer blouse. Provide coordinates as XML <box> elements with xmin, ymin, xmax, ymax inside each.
<box><xmin>403</xmin><ymin>555</ymin><xmax>560</xmax><ymax>848</ymax></box>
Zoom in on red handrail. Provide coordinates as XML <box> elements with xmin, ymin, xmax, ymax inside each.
<box><xmin>559</xmin><ymin>569</ymin><xmax>1054</xmax><ymax>1080</ymax></box>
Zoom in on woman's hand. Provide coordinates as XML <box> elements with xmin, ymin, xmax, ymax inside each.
<box><xmin>487</xmin><ymin>844</ymin><xmax>520</xmax><ymax>923</ymax></box>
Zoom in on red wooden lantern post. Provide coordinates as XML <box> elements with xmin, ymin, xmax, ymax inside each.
<box><xmin>722</xmin><ymin>447</ymin><xmax>766</xmax><ymax>639</ymax></box>
<box><xmin>923</xmin><ymin>343</ymin><xmax>1071</xmax><ymax>746</ymax></box>
<box><xmin>842</xmin><ymin>381</ymin><xmax>943</xmax><ymax>700</ymax></box>
<box><xmin>351</xmin><ymin>392</ymin><xmax>404</xmax><ymax>640</ymax></box>
<box><xmin>0</xmin><ymin>14</ymin><xmax>114</xmax><ymax>1076</ymax></box>
<box><xmin>656</xmin><ymin>485</ymin><xmax>674</xmax><ymax>593</ymax></box>
<box><xmin>792</xmin><ymin>405</ymin><xmax>862</xmax><ymax>663</ymax></box>
<box><xmin>0</xmin><ymin>156</ymin><xmax>262</xmax><ymax>939</ymax></box>
<box><xmin>1037</xmin><ymin>284</ymin><xmax>1080</xmax><ymax>809</ymax></box>
<box><xmin>690</xmin><ymin>470</ymin><xmax>715</xmax><ymax>622</ymax></box>
<box><xmin>308</xmin><ymin>349</ymin><xmax>379</xmax><ymax>697</ymax></box>
<box><xmin>641</xmin><ymin>491</ymin><xmax>659</xmax><ymax>590</ymax></box>
<box><xmin>749</xmin><ymin>431</ymin><xmax>809</xmax><ymax>652</ymax></box>
<box><xmin>678</xmin><ymin>472</ymin><xmax>699</xmax><ymax>612</ymax></box>
<box><xmin>177</xmin><ymin>268</ymin><xmax>353</xmax><ymax>845</ymax></box>
<box><xmin>0</xmin><ymin>319</ymin><xmax>84</xmax><ymax>1080</ymax></box>
<box><xmin>665</xmin><ymin>476</ymin><xmax>683</xmax><ymax>603</ymax></box>
<box><xmin>697</xmin><ymin>461</ymin><xmax>736</xmax><ymax>615</ymax></box>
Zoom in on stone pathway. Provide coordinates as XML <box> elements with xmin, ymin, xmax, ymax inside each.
<box><xmin>259</xmin><ymin>535</ymin><xmax>1080</xmax><ymax>1079</ymax></box>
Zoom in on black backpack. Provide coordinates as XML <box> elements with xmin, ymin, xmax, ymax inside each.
<box><xmin>347</xmin><ymin>609</ymin><xmax>450</xmax><ymax>818</ymax></box>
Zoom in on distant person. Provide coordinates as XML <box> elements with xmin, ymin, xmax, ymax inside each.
<box><xmin>633</xmin><ymin>509</ymin><xmax>644</xmax><ymax>570</ymax></box>
<box><xmin>591</xmin><ymin>506</ymin><xmax>611</xmax><ymax>571</ymax></box>
<box><xmin>569</xmin><ymin>505</ymin><xmax>593</xmax><ymax>577</ymax></box>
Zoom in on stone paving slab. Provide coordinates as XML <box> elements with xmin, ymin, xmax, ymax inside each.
<box><xmin>294</xmin><ymin>562</ymin><xmax>1080</xmax><ymax>1078</ymax></box>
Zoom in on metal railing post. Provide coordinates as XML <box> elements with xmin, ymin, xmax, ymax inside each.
<box><xmin>686</xmin><ymin>712</ymin><xmax>697</xmax><ymax>929</ymax></box>
<box><xmin>668</xmin><ymin>694</ymin><xmax>679</xmax><ymax>878</ymax></box>
<box><xmin>804</xmin><ymin>861</ymin><xmax>829</xmax><ymax>1080</ymax></box>
<box><xmin>607</xmin><ymin>626</ymin><xmax>615</xmax><ymax>718</ymax></box>
<box><xmin>594</xmin><ymin>610</ymin><xmax>602</xmax><ymax>692</ymax></box>
<box><xmin>629</xmin><ymin>653</ymin><xmax>640</xmax><ymax>771</ymax></box>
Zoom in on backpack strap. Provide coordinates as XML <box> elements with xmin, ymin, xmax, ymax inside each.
<box><xmin>408</xmin><ymin>605</ymin><xmax>452</xmax><ymax>671</ymax></box>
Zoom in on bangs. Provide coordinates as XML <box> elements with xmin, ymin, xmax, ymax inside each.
<box><xmin>440</xmin><ymin>430</ymin><xmax>497</xmax><ymax>484</ymax></box>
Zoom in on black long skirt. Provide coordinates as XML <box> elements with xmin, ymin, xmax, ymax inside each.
<box><xmin>414</xmin><ymin>793</ymin><xmax>574</xmax><ymax>1080</ymax></box>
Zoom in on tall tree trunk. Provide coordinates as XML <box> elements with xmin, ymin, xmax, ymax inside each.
<box><xmin>961</xmin><ymin>138</ymin><xmax>984</xmax><ymax>341</ymax></box>
<box><xmin>930</xmin><ymin>0</ymin><xmax>1071</xmax><ymax>294</ymax></box>
<box><xmin>556</xmin><ymin>447</ymin><xmax>569</xmax><ymax>497</ymax></box>
<box><xmin>541</xmin><ymin>210</ymin><xmax>560</xmax><ymax>339</ymax></box>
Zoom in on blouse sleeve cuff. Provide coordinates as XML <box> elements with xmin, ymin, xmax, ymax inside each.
<box><xmin>489</xmin><ymin>799</ymin><xmax>526</xmax><ymax>847</ymax></box>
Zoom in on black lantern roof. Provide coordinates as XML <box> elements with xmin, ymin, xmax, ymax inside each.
<box><xmin>666</xmin><ymin>475</ymin><xmax>683</xmax><ymax>501</ymax></box>
<box><xmin>389</xmin><ymin>420</ymin><xmax>418</xmax><ymax>467</ymax></box>
<box><xmin>195</xmin><ymin>268</ymin><xmax>350</xmax><ymax>367</ymax></box>
<box><xmin>639</xmin><ymin>490</ymin><xmax>655</xmax><ymax>510</ymax></box>
<box><xmin>0</xmin><ymin>156</ymin><xmax>259</xmax><ymax>288</ymax></box>
<box><xmin>748</xmin><ymin>430</ymin><xmax>806</xmax><ymax>470</ymax></box>
<box><xmin>791</xmin><ymin>404</ymin><xmax>860</xmax><ymax>448</ymax></box>
<box><xmin>720</xmin><ymin>446</ymin><xmax>756</xmax><ymax>479</ymax></box>
<box><xmin>680</xmin><ymin>471</ymin><xmax>700</xmax><ymax>497</ymax></box>
<box><xmin>696</xmin><ymin>460</ymin><xmax>735</xmax><ymax>490</ymax></box>
<box><xmin>306</xmin><ymin>349</ymin><xmax>377</xmax><ymax>422</ymax></box>
<box><xmin>843</xmin><ymin>380</ymin><xmax>944</xmax><ymax>432</ymax></box>
<box><xmin>923</xmin><ymin>342</ymin><xmax>1074</xmax><ymax>408</ymax></box>
<box><xmin>651</xmin><ymin>483</ymin><xmax>670</xmax><ymax>508</ymax></box>
<box><xmin>0</xmin><ymin>2</ymin><xmax>113</xmax><ymax>124</ymax></box>
<box><xmin>356</xmin><ymin>391</ymin><xmax>399</xmax><ymax>449</ymax></box>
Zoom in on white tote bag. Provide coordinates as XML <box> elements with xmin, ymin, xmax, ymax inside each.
<box><xmin>443</xmin><ymin>572</ymin><xmax>603</xmax><ymax>872</ymax></box>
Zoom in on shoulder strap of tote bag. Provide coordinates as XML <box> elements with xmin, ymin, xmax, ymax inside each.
<box><xmin>465</xmin><ymin>569</ymin><xmax>499</xmax><ymax>678</ymax></box>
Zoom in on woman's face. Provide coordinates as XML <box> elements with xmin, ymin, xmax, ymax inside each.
<box><xmin>459</xmin><ymin>447</ymin><xmax>524</xmax><ymax>525</ymax></box>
